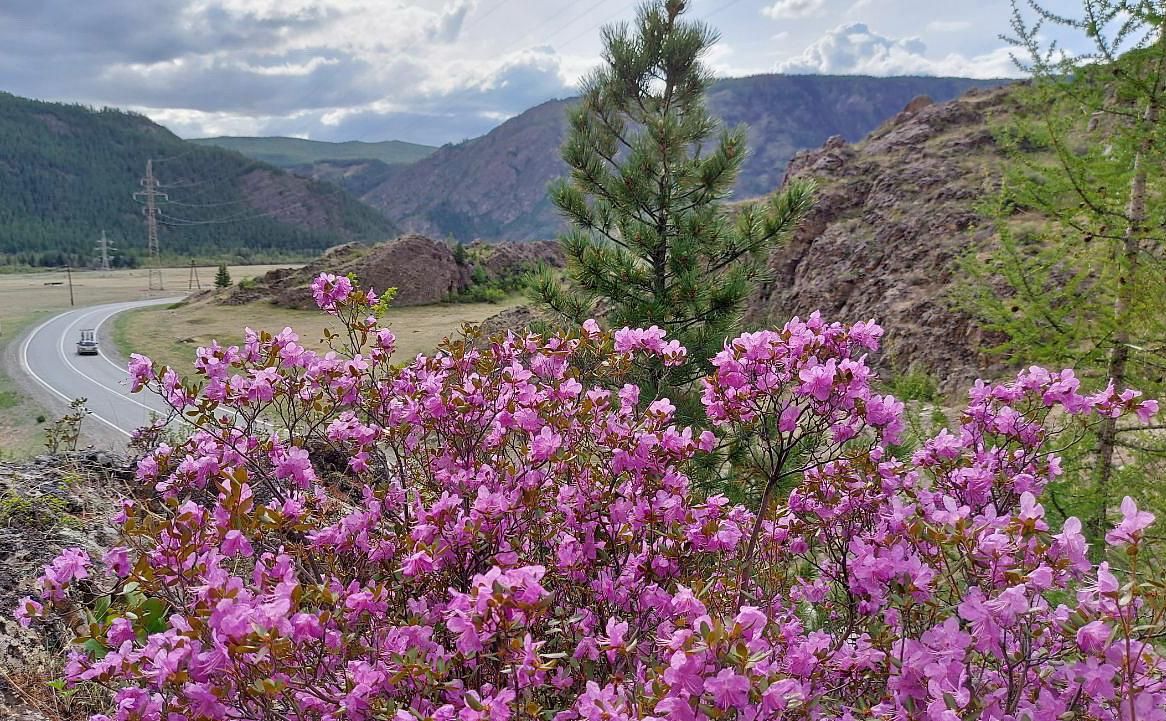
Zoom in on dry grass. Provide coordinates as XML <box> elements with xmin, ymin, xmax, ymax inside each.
<box><xmin>0</xmin><ymin>658</ymin><xmax>112</xmax><ymax>721</ymax></box>
<box><xmin>112</xmin><ymin>294</ymin><xmax>523</xmax><ymax>373</ymax></box>
<box><xmin>0</xmin><ymin>265</ymin><xmax>291</xmax><ymax>457</ymax></box>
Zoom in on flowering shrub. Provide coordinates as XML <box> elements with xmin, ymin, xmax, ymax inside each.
<box><xmin>16</xmin><ymin>275</ymin><xmax>1166</xmax><ymax>721</ymax></box>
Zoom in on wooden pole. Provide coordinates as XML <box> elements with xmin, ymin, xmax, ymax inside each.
<box><xmin>66</xmin><ymin>265</ymin><xmax>74</xmax><ymax>306</ymax></box>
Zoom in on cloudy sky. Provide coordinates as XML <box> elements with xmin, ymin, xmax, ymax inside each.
<box><xmin>0</xmin><ymin>0</ymin><xmax>1079</xmax><ymax>146</ymax></box>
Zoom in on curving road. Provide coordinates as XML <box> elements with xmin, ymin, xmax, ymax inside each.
<box><xmin>19</xmin><ymin>298</ymin><xmax>184</xmax><ymax>443</ymax></box>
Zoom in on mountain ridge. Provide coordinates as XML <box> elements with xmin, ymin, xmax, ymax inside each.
<box><xmin>357</xmin><ymin>74</ymin><xmax>1010</xmax><ymax>242</ymax></box>
<box><xmin>189</xmin><ymin>136</ymin><xmax>437</xmax><ymax>168</ymax></box>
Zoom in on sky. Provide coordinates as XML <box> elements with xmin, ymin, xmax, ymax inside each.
<box><xmin>0</xmin><ymin>0</ymin><xmax>1082</xmax><ymax>146</ymax></box>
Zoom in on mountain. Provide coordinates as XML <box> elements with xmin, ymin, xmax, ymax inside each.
<box><xmin>746</xmin><ymin>85</ymin><xmax>1016</xmax><ymax>391</ymax></box>
<box><xmin>0</xmin><ymin>93</ymin><xmax>397</xmax><ymax>267</ymax></box>
<box><xmin>286</xmin><ymin>158</ymin><xmax>407</xmax><ymax>198</ymax></box>
<box><xmin>360</xmin><ymin>74</ymin><xmax>1009</xmax><ymax>242</ymax></box>
<box><xmin>189</xmin><ymin>137</ymin><xmax>436</xmax><ymax>168</ymax></box>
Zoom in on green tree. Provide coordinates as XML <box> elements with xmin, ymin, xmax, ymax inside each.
<box><xmin>452</xmin><ymin>239</ymin><xmax>468</xmax><ymax>266</ymax></box>
<box><xmin>961</xmin><ymin>1</ymin><xmax>1166</xmax><ymax>542</ymax></box>
<box><xmin>533</xmin><ymin>0</ymin><xmax>813</xmax><ymax>418</ymax></box>
<box><xmin>214</xmin><ymin>263</ymin><xmax>232</xmax><ymax>289</ymax></box>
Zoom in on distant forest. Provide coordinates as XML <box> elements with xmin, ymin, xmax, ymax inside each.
<box><xmin>0</xmin><ymin>93</ymin><xmax>396</xmax><ymax>269</ymax></box>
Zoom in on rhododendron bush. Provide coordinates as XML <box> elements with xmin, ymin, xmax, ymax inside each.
<box><xmin>16</xmin><ymin>274</ymin><xmax>1166</xmax><ymax>721</ymax></box>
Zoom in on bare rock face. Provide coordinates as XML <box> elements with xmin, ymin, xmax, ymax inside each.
<box><xmin>223</xmin><ymin>234</ymin><xmax>473</xmax><ymax>309</ymax></box>
<box><xmin>0</xmin><ymin>452</ymin><xmax>131</xmax><ymax>719</ymax></box>
<box><xmin>469</xmin><ymin>239</ymin><xmax>565</xmax><ymax>279</ymax></box>
<box><xmin>285</xmin><ymin>234</ymin><xmax>469</xmax><ymax>308</ymax></box>
<box><xmin>749</xmin><ymin>87</ymin><xmax>1017</xmax><ymax>391</ymax></box>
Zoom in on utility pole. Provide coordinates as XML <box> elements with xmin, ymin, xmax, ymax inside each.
<box><xmin>94</xmin><ymin>229</ymin><xmax>114</xmax><ymax>273</ymax></box>
<box><xmin>65</xmin><ymin>265</ymin><xmax>74</xmax><ymax>306</ymax></box>
<box><xmin>133</xmin><ymin>160</ymin><xmax>167</xmax><ymax>290</ymax></box>
<box><xmin>188</xmin><ymin>259</ymin><xmax>201</xmax><ymax>290</ymax></box>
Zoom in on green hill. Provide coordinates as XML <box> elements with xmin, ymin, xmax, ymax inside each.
<box><xmin>0</xmin><ymin>93</ymin><xmax>397</xmax><ymax>268</ymax></box>
<box><xmin>189</xmin><ymin>136</ymin><xmax>436</xmax><ymax>168</ymax></box>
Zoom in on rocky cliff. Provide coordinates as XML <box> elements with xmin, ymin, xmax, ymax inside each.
<box><xmin>748</xmin><ymin>86</ymin><xmax>1017</xmax><ymax>389</ymax></box>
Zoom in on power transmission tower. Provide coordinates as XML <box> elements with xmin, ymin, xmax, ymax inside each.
<box><xmin>94</xmin><ymin>229</ymin><xmax>115</xmax><ymax>273</ymax></box>
<box><xmin>188</xmin><ymin>259</ymin><xmax>201</xmax><ymax>290</ymax></box>
<box><xmin>133</xmin><ymin>160</ymin><xmax>167</xmax><ymax>290</ymax></box>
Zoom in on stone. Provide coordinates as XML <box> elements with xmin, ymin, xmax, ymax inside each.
<box><xmin>747</xmin><ymin>85</ymin><xmax>1015</xmax><ymax>393</ymax></box>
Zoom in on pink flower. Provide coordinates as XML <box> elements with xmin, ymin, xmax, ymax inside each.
<box><xmin>221</xmin><ymin>530</ymin><xmax>254</xmax><ymax>558</ymax></box>
<box><xmin>599</xmin><ymin>617</ymin><xmax>629</xmax><ymax>662</ymax></box>
<box><xmin>106</xmin><ymin>617</ymin><xmax>136</xmax><ymax>645</ymax></box>
<box><xmin>272</xmin><ymin>445</ymin><xmax>316</xmax><ymax>488</ymax></box>
<box><xmin>102</xmin><ymin>546</ymin><xmax>132</xmax><ymax>577</ymax></box>
<box><xmin>39</xmin><ymin>548</ymin><xmax>90</xmax><ymax>599</ymax></box>
<box><xmin>128</xmin><ymin>353</ymin><xmax>154</xmax><ymax>392</ymax></box>
<box><xmin>375</xmin><ymin>328</ymin><xmax>396</xmax><ymax>352</ymax></box>
<box><xmin>311</xmin><ymin>272</ymin><xmax>353</xmax><ymax>310</ymax></box>
<box><xmin>400</xmin><ymin>550</ymin><xmax>434</xmax><ymax>577</ymax></box>
<box><xmin>529</xmin><ymin>426</ymin><xmax>562</xmax><ymax>462</ymax></box>
<box><xmin>705</xmin><ymin>667</ymin><xmax>750</xmax><ymax>709</ymax></box>
<box><xmin>1076</xmin><ymin>620</ymin><xmax>1111</xmax><ymax>655</ymax></box>
<box><xmin>1105</xmin><ymin>496</ymin><xmax>1155</xmax><ymax>546</ymax></box>
<box><xmin>798</xmin><ymin>358</ymin><xmax>837</xmax><ymax>401</ymax></box>
<box><xmin>13</xmin><ymin>596</ymin><xmax>43</xmax><ymax>627</ymax></box>
<box><xmin>734</xmin><ymin>606</ymin><xmax>768</xmax><ymax>638</ymax></box>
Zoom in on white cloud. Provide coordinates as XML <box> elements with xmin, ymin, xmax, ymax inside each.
<box><xmin>426</xmin><ymin>0</ymin><xmax>476</xmax><ymax>43</ymax></box>
<box><xmin>777</xmin><ymin>22</ymin><xmax>1022</xmax><ymax>78</ymax></box>
<box><xmin>762</xmin><ymin>0</ymin><xmax>825</xmax><ymax>19</ymax></box>
<box><xmin>0</xmin><ymin>0</ymin><xmax>1028</xmax><ymax>143</ymax></box>
<box><xmin>926</xmin><ymin>19</ymin><xmax>973</xmax><ymax>32</ymax></box>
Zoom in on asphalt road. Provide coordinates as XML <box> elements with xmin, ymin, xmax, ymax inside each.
<box><xmin>19</xmin><ymin>297</ymin><xmax>184</xmax><ymax>443</ymax></box>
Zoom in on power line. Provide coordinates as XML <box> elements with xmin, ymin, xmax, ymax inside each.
<box><xmin>705</xmin><ymin>0</ymin><xmax>749</xmax><ymax>19</ymax></box>
<box><xmin>155</xmin><ymin>186</ymin><xmax>349</xmax><ymax>227</ymax></box>
<box><xmin>379</xmin><ymin>0</ymin><xmax>626</xmax><ymax>144</ymax></box>
<box><xmin>132</xmin><ymin>160</ymin><xmax>167</xmax><ymax>290</ymax></box>
<box><xmin>163</xmin><ymin>197</ymin><xmax>249</xmax><ymax>208</ymax></box>
<box><xmin>188</xmin><ymin>259</ymin><xmax>201</xmax><ymax>290</ymax></box>
<box><xmin>94</xmin><ymin>229</ymin><xmax>115</xmax><ymax>273</ymax></box>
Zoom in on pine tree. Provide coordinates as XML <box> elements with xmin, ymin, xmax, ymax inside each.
<box><xmin>961</xmin><ymin>2</ymin><xmax>1166</xmax><ymax>543</ymax></box>
<box><xmin>214</xmin><ymin>263</ymin><xmax>232</xmax><ymax>289</ymax></box>
<box><xmin>533</xmin><ymin>0</ymin><xmax>813</xmax><ymax>418</ymax></box>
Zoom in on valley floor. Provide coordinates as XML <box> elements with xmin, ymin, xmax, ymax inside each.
<box><xmin>112</xmin><ymin>294</ymin><xmax>521</xmax><ymax>375</ymax></box>
<box><xmin>0</xmin><ymin>265</ymin><xmax>290</xmax><ymax>457</ymax></box>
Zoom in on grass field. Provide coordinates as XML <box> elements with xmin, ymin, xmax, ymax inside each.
<box><xmin>112</xmin><ymin>294</ymin><xmax>522</xmax><ymax>377</ymax></box>
<box><xmin>0</xmin><ymin>264</ymin><xmax>290</xmax><ymax>457</ymax></box>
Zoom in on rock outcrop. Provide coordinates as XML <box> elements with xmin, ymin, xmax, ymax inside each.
<box><xmin>467</xmin><ymin>239</ymin><xmax>564</xmax><ymax>279</ymax></box>
<box><xmin>213</xmin><ymin>235</ymin><xmax>565</xmax><ymax>310</ymax></box>
<box><xmin>747</xmin><ymin>86</ymin><xmax>1017</xmax><ymax>390</ymax></box>
<box><xmin>215</xmin><ymin>234</ymin><xmax>470</xmax><ymax>309</ymax></box>
<box><xmin>0</xmin><ymin>452</ymin><xmax>131</xmax><ymax>720</ymax></box>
